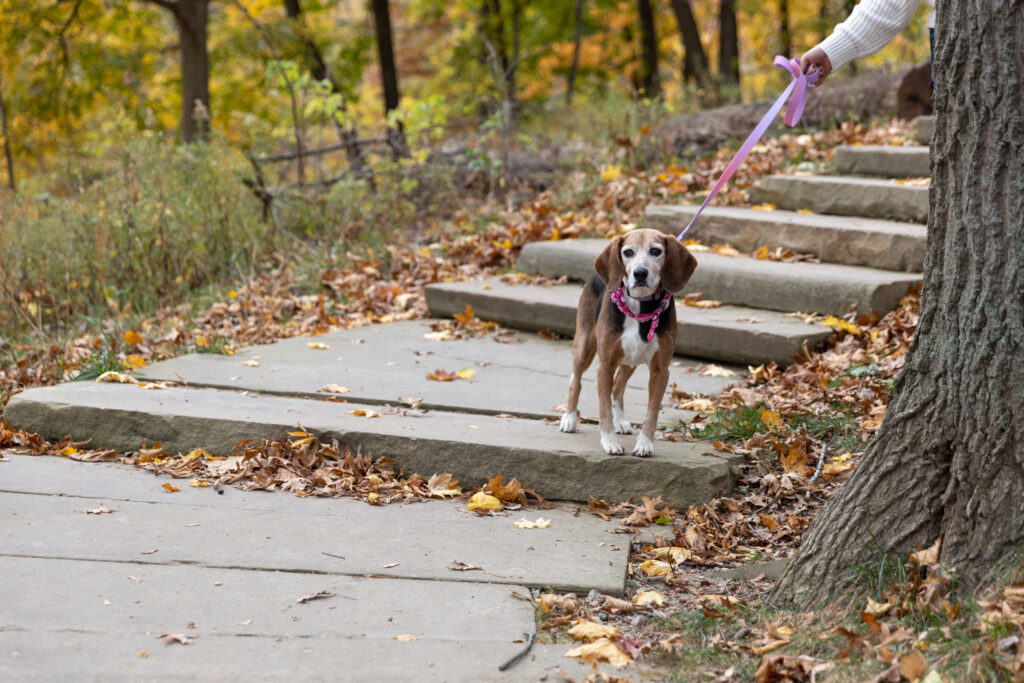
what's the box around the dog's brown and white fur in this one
[559,230,696,457]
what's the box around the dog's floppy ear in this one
[660,237,698,293]
[594,235,625,286]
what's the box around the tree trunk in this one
[778,0,791,58]
[637,0,660,97]
[283,0,333,85]
[172,0,210,142]
[718,0,739,89]
[566,0,585,106]
[0,69,14,191]
[371,0,400,115]
[772,0,1024,606]
[669,0,712,92]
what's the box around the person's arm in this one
[801,0,922,83]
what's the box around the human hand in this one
[799,47,833,85]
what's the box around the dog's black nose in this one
[633,267,648,283]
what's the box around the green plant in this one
[692,400,769,441]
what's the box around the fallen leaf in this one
[821,315,861,335]
[158,633,194,645]
[348,409,381,418]
[513,517,551,529]
[123,330,142,345]
[426,369,457,381]
[320,384,351,394]
[380,562,399,569]
[640,560,672,577]
[752,640,790,655]
[128,576,142,583]
[141,549,158,555]
[137,651,148,658]
[238,619,253,626]
[188,478,210,488]
[242,359,260,367]
[96,371,140,385]
[124,355,147,370]
[537,593,581,615]
[84,504,116,514]
[565,637,633,668]
[467,491,502,512]
[601,164,622,183]
[456,368,476,379]
[427,472,462,498]
[162,483,180,493]
[307,342,330,350]
[701,364,737,377]
[679,398,715,412]
[898,650,929,680]
[568,620,619,642]
[864,596,892,616]
[393,634,417,641]
[296,590,334,604]
[909,538,941,565]
[634,591,666,607]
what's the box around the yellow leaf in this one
[61,446,80,456]
[228,290,238,298]
[307,342,330,350]
[760,409,785,431]
[712,244,740,256]
[565,637,633,668]
[124,355,147,370]
[513,517,551,529]
[162,483,180,493]
[796,208,815,215]
[123,330,142,345]
[195,336,209,348]
[601,164,622,183]
[96,371,140,385]
[679,398,715,412]
[466,491,502,511]
[349,409,381,418]
[392,634,416,641]
[634,590,665,607]
[750,203,777,211]
[189,478,210,488]
[640,559,672,577]
[568,620,619,642]
[320,384,351,394]
[821,315,861,335]
[456,368,476,380]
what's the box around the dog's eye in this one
[623,248,635,258]
[650,247,662,256]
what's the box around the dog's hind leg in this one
[611,365,637,434]
[560,330,596,433]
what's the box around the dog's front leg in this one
[633,357,670,458]
[611,365,636,434]
[596,358,624,455]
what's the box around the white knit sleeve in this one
[815,0,922,71]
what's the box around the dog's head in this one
[594,229,697,297]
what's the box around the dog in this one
[559,229,697,457]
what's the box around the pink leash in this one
[676,57,820,241]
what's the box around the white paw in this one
[601,431,625,455]
[559,411,579,433]
[612,403,632,434]
[631,434,654,458]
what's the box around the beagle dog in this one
[559,229,697,457]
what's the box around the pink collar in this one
[609,285,672,342]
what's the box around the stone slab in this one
[833,145,930,178]
[0,453,625,594]
[915,115,933,144]
[747,175,929,223]
[134,320,737,425]
[644,204,925,272]
[3,384,738,509]
[518,239,921,315]
[0,631,602,681]
[426,278,832,367]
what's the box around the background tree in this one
[147,0,212,142]
[636,0,659,97]
[718,0,739,91]
[371,0,400,115]
[669,0,712,95]
[778,0,791,58]
[0,70,14,190]
[772,0,1024,605]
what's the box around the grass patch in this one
[691,400,769,441]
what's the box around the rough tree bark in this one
[637,0,660,97]
[772,0,1024,605]
[148,0,211,142]
[669,0,712,92]
[778,0,791,58]
[718,0,739,88]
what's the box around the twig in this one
[321,551,346,560]
[497,630,536,672]
[810,441,827,484]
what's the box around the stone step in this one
[915,115,933,144]
[747,175,929,223]
[518,239,920,316]
[4,382,738,509]
[425,278,831,367]
[833,145,930,178]
[644,205,925,272]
